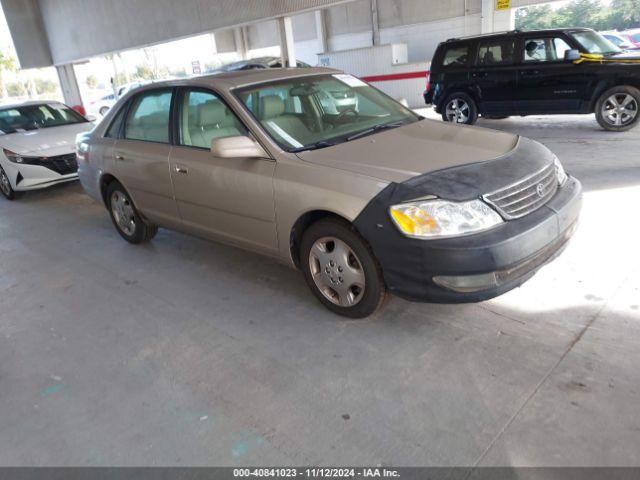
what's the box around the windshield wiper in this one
[345,121,406,142]
[288,140,336,153]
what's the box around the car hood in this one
[0,122,93,156]
[607,51,640,61]
[295,120,519,183]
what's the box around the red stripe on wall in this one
[360,70,429,82]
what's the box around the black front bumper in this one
[354,177,582,303]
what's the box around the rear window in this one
[477,39,515,66]
[442,45,469,67]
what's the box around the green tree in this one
[0,52,18,99]
[516,0,640,31]
[34,78,58,95]
[135,64,155,80]
[515,4,554,30]
[608,0,640,30]
[85,74,98,89]
[6,81,26,97]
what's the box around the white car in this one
[0,101,94,200]
[600,31,637,50]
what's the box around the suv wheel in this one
[442,93,478,125]
[0,165,17,200]
[106,181,158,244]
[300,218,386,318]
[595,86,640,132]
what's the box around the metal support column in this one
[56,63,83,110]
[278,16,297,68]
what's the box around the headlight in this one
[554,157,567,186]
[389,199,503,239]
[3,148,23,163]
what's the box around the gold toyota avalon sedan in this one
[76,68,581,318]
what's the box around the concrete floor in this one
[1,113,639,467]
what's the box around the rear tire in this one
[441,93,478,125]
[595,86,640,132]
[0,165,17,200]
[106,181,158,244]
[300,218,386,318]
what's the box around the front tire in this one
[442,93,478,125]
[595,86,640,132]
[106,181,158,244]
[300,218,386,318]
[0,165,17,200]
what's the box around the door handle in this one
[114,153,125,161]
[173,164,188,175]
[521,70,540,76]
[472,72,489,78]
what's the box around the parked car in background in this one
[0,101,93,200]
[208,56,312,74]
[87,81,148,117]
[600,31,637,50]
[77,68,580,318]
[621,29,640,49]
[424,28,640,131]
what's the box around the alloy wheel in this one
[308,236,366,307]
[110,191,136,236]
[602,93,638,127]
[445,98,470,123]
[0,168,11,197]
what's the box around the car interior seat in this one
[258,95,315,147]
[190,101,243,148]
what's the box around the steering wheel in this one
[335,106,359,122]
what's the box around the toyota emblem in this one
[536,183,545,197]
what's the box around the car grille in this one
[483,163,558,220]
[44,154,78,175]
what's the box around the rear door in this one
[114,88,180,227]
[472,37,518,114]
[515,34,590,113]
[168,87,277,254]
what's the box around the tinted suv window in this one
[477,39,515,66]
[442,45,469,67]
[124,90,172,143]
[179,89,248,149]
[523,37,571,62]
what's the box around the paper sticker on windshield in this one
[333,74,367,88]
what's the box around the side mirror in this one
[86,114,97,122]
[564,49,581,61]
[397,97,409,108]
[211,136,268,159]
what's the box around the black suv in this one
[424,28,640,131]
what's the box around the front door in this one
[472,37,518,114]
[169,88,277,254]
[114,88,180,227]
[515,35,589,114]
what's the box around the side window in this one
[477,39,515,66]
[179,89,248,149]
[523,37,571,62]
[442,45,469,67]
[105,104,127,139]
[124,90,172,143]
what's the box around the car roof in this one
[0,99,64,110]
[125,67,342,93]
[445,27,593,43]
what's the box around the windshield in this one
[234,74,419,152]
[570,31,621,55]
[0,103,87,135]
